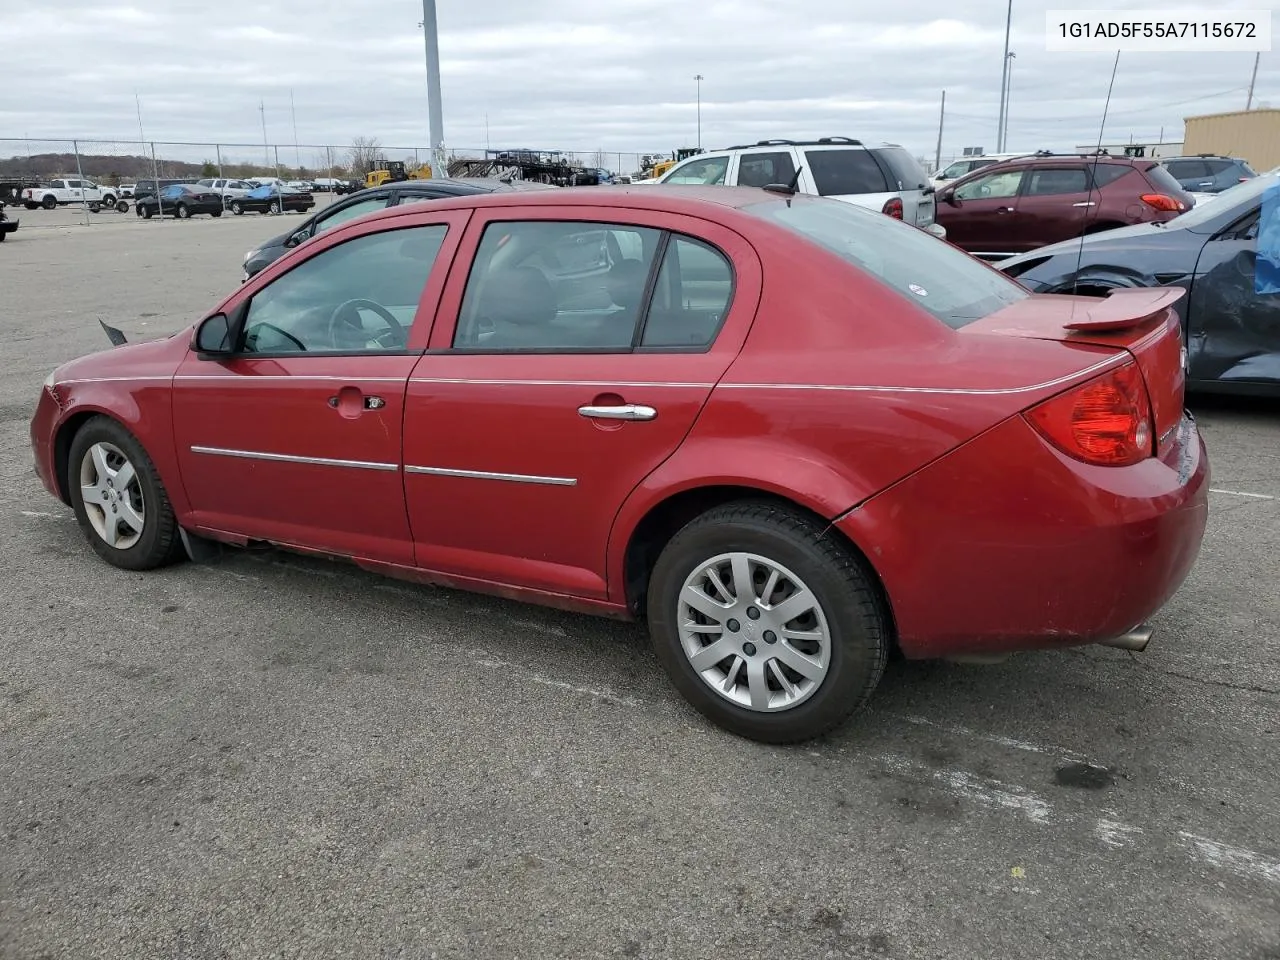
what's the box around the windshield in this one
[745,197,1030,329]
[1170,172,1278,229]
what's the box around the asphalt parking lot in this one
[2,209,1278,960]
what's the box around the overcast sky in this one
[1,0,1274,170]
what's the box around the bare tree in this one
[349,136,385,176]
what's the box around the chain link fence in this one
[0,138,653,224]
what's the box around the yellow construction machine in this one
[364,160,432,189]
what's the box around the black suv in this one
[241,177,557,279]
[1159,155,1256,194]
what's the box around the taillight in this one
[882,197,904,219]
[1025,360,1154,467]
[1140,193,1185,212]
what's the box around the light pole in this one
[695,74,704,149]
[1001,52,1016,151]
[996,0,1012,151]
[419,0,446,178]
[1247,52,1261,109]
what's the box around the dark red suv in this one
[934,153,1195,258]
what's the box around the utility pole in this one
[259,100,269,169]
[1247,52,1261,109]
[290,88,300,171]
[695,74,704,149]
[996,0,1012,151]
[934,90,946,173]
[420,0,446,178]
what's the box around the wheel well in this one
[621,485,900,652]
[52,412,101,504]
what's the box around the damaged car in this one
[999,172,1280,396]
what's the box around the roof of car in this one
[352,184,787,225]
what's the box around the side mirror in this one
[284,228,309,248]
[194,313,235,357]
[941,189,960,207]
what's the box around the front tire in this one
[230,201,244,215]
[647,500,889,743]
[142,205,154,219]
[67,417,184,571]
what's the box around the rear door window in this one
[640,237,734,349]
[735,151,797,188]
[1164,159,1208,180]
[1023,167,1089,195]
[803,149,890,195]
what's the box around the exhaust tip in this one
[1098,624,1153,652]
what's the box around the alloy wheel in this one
[78,441,145,549]
[678,552,832,712]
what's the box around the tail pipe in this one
[1098,624,1153,652]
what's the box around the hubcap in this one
[678,552,831,712]
[78,441,145,549]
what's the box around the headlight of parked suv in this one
[43,369,57,390]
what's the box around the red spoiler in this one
[1063,287,1185,332]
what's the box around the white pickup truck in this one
[22,178,119,211]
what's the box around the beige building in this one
[1183,108,1280,171]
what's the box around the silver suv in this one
[656,137,944,238]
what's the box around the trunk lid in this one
[964,287,1186,455]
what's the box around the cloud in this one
[0,0,1273,172]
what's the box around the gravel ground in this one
[2,210,1278,960]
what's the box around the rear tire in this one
[176,203,190,219]
[646,500,889,743]
[66,416,185,571]
[116,200,129,213]
[41,195,56,210]
[269,201,281,214]
[211,209,222,218]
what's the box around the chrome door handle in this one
[578,404,657,421]
[1072,201,1097,207]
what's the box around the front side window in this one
[452,220,662,351]
[1024,167,1089,196]
[663,156,729,185]
[240,225,447,354]
[747,196,1029,330]
[314,196,389,235]
[954,168,1023,200]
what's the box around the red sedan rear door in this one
[402,206,762,599]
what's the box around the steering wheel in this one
[327,298,405,349]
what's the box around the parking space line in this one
[1209,488,1276,500]
[473,650,646,708]
[888,712,1094,764]
[1179,833,1280,885]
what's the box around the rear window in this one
[1162,159,1207,179]
[746,197,1029,329]
[1144,163,1191,197]
[1090,163,1134,187]
[871,145,930,189]
[803,149,890,195]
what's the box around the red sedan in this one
[29,185,1209,743]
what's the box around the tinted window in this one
[803,149,889,195]
[736,152,797,188]
[746,197,1029,329]
[241,225,446,354]
[664,156,729,185]
[452,220,662,351]
[641,237,734,348]
[954,168,1023,200]
[1205,160,1236,176]
[1091,164,1133,187]
[314,196,389,235]
[1164,159,1208,180]
[872,146,929,189]
[1144,162,1191,197]
[1024,167,1089,195]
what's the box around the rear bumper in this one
[836,411,1209,659]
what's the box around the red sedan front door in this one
[401,207,762,599]
[172,213,468,563]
